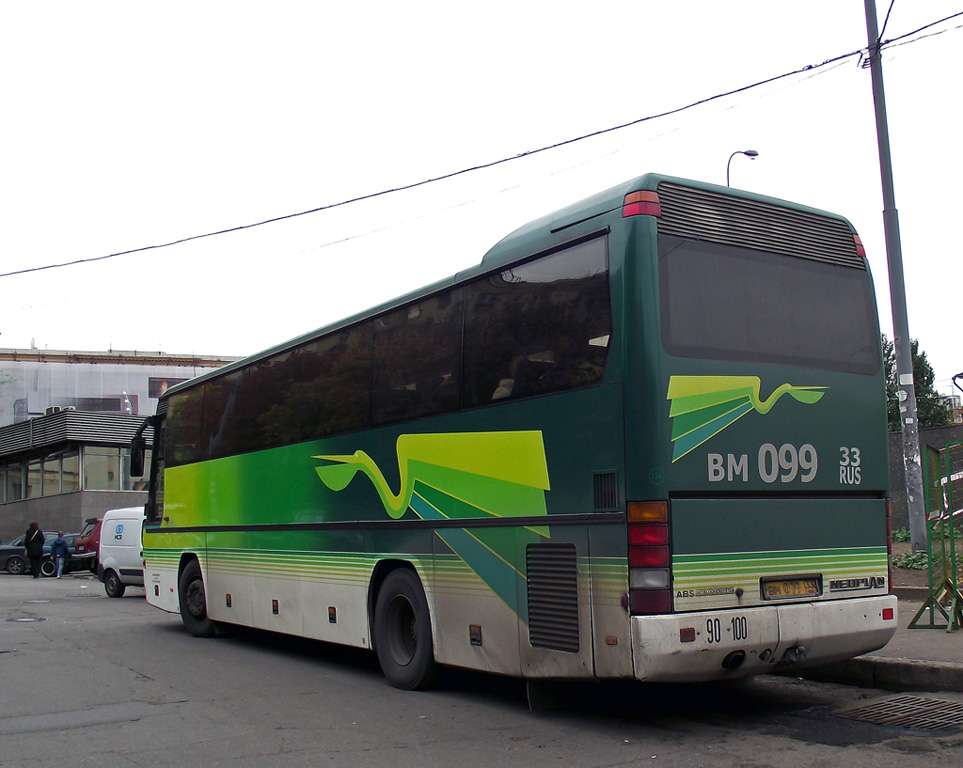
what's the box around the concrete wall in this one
[888,424,963,531]
[0,490,146,543]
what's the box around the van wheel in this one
[104,570,126,597]
[6,556,26,575]
[40,559,57,577]
[374,569,436,690]
[179,560,216,638]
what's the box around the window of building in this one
[84,446,121,491]
[122,449,151,491]
[43,457,60,496]
[62,451,80,493]
[2,465,24,502]
[26,459,42,498]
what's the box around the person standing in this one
[24,522,45,579]
[51,531,69,578]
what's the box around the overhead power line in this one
[3,12,961,281]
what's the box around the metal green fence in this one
[909,441,963,631]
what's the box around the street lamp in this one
[726,149,759,186]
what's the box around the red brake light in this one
[628,523,668,546]
[854,234,866,258]
[622,190,662,218]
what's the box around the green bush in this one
[892,527,912,543]
[892,551,928,570]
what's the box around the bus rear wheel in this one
[178,559,216,638]
[374,568,436,690]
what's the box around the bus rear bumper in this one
[631,595,898,683]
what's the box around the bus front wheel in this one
[178,560,216,638]
[374,568,436,690]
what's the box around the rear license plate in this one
[762,576,821,600]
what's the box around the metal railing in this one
[909,441,963,631]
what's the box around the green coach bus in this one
[134,173,897,689]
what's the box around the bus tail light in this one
[622,191,662,218]
[854,234,866,258]
[628,501,672,615]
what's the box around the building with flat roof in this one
[0,349,236,544]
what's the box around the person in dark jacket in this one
[24,522,45,579]
[51,532,69,578]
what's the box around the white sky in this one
[2,2,961,395]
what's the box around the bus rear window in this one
[659,236,881,374]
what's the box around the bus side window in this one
[464,234,612,408]
[371,292,462,425]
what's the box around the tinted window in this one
[165,387,204,466]
[372,292,462,424]
[166,235,612,465]
[202,370,241,459]
[199,352,304,461]
[463,235,611,407]
[301,326,373,439]
[237,351,302,452]
[659,236,881,374]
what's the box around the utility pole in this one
[863,0,926,552]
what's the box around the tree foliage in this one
[882,334,952,431]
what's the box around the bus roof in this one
[159,173,855,402]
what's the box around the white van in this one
[98,506,146,597]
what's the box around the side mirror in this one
[130,434,146,477]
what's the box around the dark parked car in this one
[1,531,84,576]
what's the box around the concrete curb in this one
[796,586,963,692]
[893,586,930,601]
[801,655,963,693]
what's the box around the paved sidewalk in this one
[803,587,963,692]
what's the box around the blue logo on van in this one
[114,523,124,540]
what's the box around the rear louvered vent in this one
[527,543,579,653]
[593,471,619,511]
[657,182,865,269]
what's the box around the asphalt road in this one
[3,572,963,768]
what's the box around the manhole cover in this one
[839,695,963,732]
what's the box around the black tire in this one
[40,559,57,578]
[374,568,436,690]
[104,570,126,598]
[6,556,26,575]
[178,559,216,638]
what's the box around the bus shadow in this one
[175,622,830,725]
